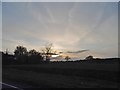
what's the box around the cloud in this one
[2,2,118,58]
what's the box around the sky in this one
[2,2,118,58]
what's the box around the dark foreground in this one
[2,59,120,89]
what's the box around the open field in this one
[3,59,119,88]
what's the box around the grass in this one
[3,68,118,88]
[3,60,119,88]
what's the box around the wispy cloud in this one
[2,2,118,58]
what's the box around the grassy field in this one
[3,60,119,88]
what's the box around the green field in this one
[3,61,119,88]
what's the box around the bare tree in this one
[45,43,53,55]
[65,56,71,61]
[41,43,53,62]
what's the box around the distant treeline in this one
[1,45,120,65]
[2,45,46,65]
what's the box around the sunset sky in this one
[2,2,118,58]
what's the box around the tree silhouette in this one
[85,55,93,60]
[29,49,38,56]
[14,46,28,64]
[14,46,27,56]
[41,43,53,62]
[65,56,71,61]
[28,49,43,63]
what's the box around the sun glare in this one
[51,55,59,57]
